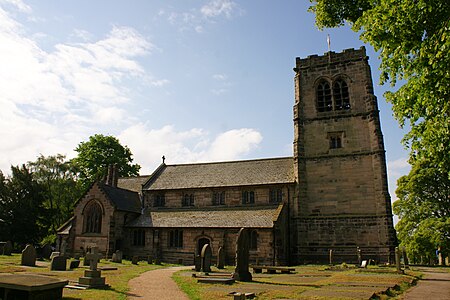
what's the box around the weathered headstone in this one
[112,250,122,263]
[361,260,368,268]
[132,255,139,265]
[194,254,201,272]
[78,246,106,288]
[41,244,53,259]
[70,259,80,269]
[232,228,252,282]
[0,241,13,255]
[329,249,333,265]
[217,246,225,269]
[201,244,212,273]
[357,247,362,265]
[50,251,61,260]
[21,244,36,266]
[50,255,67,271]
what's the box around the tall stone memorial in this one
[233,228,252,282]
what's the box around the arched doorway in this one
[197,238,210,255]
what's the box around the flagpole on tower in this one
[327,34,331,63]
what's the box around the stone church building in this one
[58,47,397,265]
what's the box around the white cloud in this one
[0,6,159,172]
[0,0,31,13]
[151,79,170,87]
[387,157,410,177]
[201,0,237,18]
[213,73,227,80]
[119,124,263,172]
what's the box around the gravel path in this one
[127,266,191,300]
[402,267,450,300]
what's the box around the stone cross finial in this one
[86,247,101,271]
[162,155,165,164]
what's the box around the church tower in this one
[292,47,397,264]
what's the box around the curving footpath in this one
[127,266,191,300]
[402,267,450,300]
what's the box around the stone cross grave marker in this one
[21,244,36,267]
[233,228,252,282]
[201,244,212,273]
[217,246,225,269]
[86,247,101,271]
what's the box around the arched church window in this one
[317,80,332,112]
[84,201,102,233]
[333,79,350,110]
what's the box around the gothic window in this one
[169,230,183,248]
[317,80,332,112]
[269,189,283,203]
[84,201,102,233]
[333,79,350,110]
[249,230,258,250]
[132,229,145,246]
[182,193,194,207]
[242,191,255,204]
[154,193,165,207]
[212,191,225,205]
[329,132,344,149]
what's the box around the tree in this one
[393,158,450,263]
[72,134,141,188]
[27,154,83,236]
[0,165,49,245]
[309,0,450,175]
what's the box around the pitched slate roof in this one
[100,183,141,213]
[143,157,295,190]
[117,176,150,193]
[126,205,283,228]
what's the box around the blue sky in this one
[0,0,410,206]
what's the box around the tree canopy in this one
[309,0,450,174]
[72,134,141,188]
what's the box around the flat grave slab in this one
[301,285,387,299]
[0,273,68,300]
[197,277,235,284]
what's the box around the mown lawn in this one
[0,254,165,300]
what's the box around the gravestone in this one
[50,252,61,260]
[0,241,13,255]
[132,256,139,265]
[232,228,252,282]
[50,255,67,271]
[194,254,201,272]
[217,246,225,269]
[329,249,333,265]
[21,244,36,267]
[361,260,368,268]
[70,259,80,269]
[78,246,106,288]
[41,244,53,259]
[357,247,362,265]
[201,244,212,273]
[112,250,122,263]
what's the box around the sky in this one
[0,0,410,207]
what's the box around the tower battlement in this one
[295,47,368,70]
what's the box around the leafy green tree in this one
[0,165,49,246]
[72,134,141,189]
[309,0,450,174]
[27,154,83,236]
[393,159,450,263]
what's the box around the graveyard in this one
[0,237,428,300]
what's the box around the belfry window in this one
[317,78,351,112]
[333,80,350,110]
[328,132,344,149]
[84,201,102,233]
[317,81,332,112]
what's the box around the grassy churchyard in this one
[0,254,426,299]
[0,254,164,300]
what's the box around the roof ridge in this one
[165,156,294,167]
